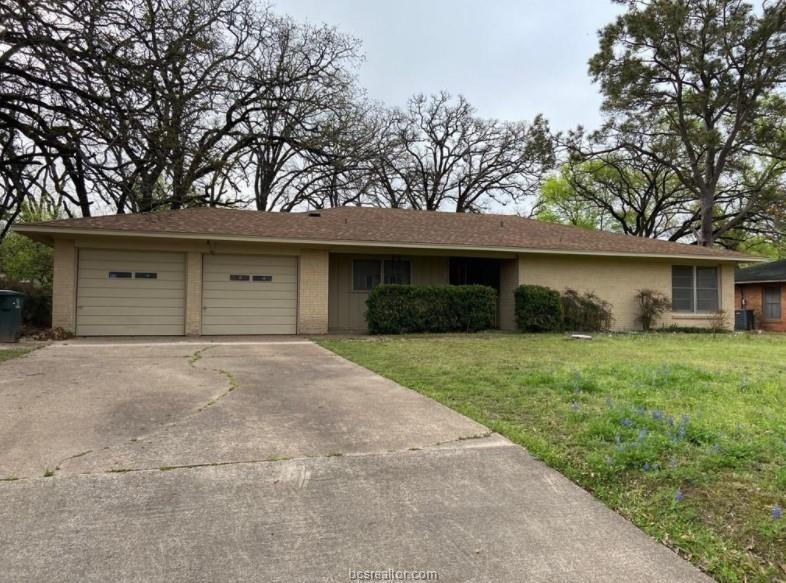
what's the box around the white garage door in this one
[76,249,186,336]
[202,254,298,335]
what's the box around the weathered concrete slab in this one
[0,343,223,478]
[0,444,710,583]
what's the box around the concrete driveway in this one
[0,340,711,582]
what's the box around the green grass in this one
[318,333,786,582]
[0,347,33,364]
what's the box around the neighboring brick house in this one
[735,259,786,332]
[12,207,759,336]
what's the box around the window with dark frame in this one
[763,286,782,321]
[671,266,719,313]
[383,259,411,285]
[134,272,158,279]
[229,274,250,281]
[252,275,273,282]
[352,259,382,291]
[108,271,133,279]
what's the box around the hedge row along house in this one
[12,207,758,336]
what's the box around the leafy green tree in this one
[0,203,59,288]
[590,0,786,246]
[533,173,609,230]
[0,234,53,288]
[535,149,697,239]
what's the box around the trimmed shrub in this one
[561,289,614,332]
[514,285,563,332]
[365,284,497,334]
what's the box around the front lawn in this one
[0,346,33,364]
[318,333,786,583]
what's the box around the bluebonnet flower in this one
[667,416,674,426]
[677,419,687,440]
[642,462,650,472]
[652,410,663,421]
[710,443,720,454]
[621,418,633,427]
[675,489,684,502]
[773,505,782,520]
[570,401,580,412]
[670,457,678,468]
[637,429,648,442]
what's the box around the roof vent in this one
[307,211,321,218]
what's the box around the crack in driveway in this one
[1,433,513,483]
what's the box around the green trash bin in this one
[0,290,24,343]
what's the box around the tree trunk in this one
[698,188,714,246]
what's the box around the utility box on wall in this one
[734,309,755,331]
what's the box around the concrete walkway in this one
[0,340,712,582]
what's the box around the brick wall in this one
[519,254,735,331]
[184,252,203,336]
[298,249,329,334]
[736,283,786,332]
[52,238,77,332]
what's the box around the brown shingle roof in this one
[14,206,757,261]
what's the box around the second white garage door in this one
[202,254,298,335]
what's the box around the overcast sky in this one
[275,0,623,132]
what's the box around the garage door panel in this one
[78,314,184,325]
[77,288,186,299]
[78,268,185,281]
[201,323,296,335]
[202,254,297,335]
[77,249,185,336]
[203,256,296,268]
[79,250,185,264]
[76,296,185,308]
[78,306,187,317]
[201,275,297,285]
[201,283,296,294]
[203,303,296,314]
[77,324,186,336]
[203,314,296,324]
[77,279,185,291]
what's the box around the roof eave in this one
[10,224,762,263]
[735,279,786,284]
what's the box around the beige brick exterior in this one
[52,238,77,332]
[184,252,203,336]
[518,254,735,331]
[297,249,330,334]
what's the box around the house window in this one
[134,272,158,279]
[352,259,381,291]
[764,286,781,320]
[229,274,250,281]
[252,275,273,282]
[383,259,411,285]
[108,271,132,279]
[671,266,719,313]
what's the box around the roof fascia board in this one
[735,279,786,284]
[10,224,762,263]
